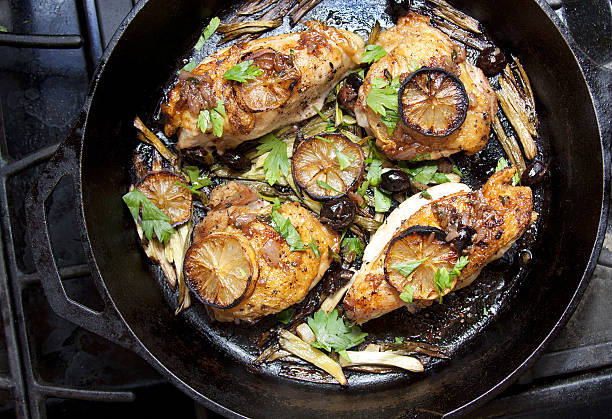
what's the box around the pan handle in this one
[26,114,138,351]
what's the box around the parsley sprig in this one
[194,17,220,50]
[270,206,305,251]
[366,76,401,134]
[391,258,428,277]
[276,308,296,325]
[223,59,263,83]
[257,133,290,186]
[433,256,469,303]
[399,161,450,185]
[365,139,383,187]
[307,309,368,362]
[374,187,391,212]
[341,236,364,258]
[176,166,213,195]
[196,101,226,136]
[269,204,320,257]
[316,180,342,194]
[210,100,226,137]
[122,189,175,243]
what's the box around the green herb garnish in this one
[394,337,405,344]
[361,44,387,64]
[270,206,305,251]
[432,172,450,184]
[391,258,428,277]
[194,16,220,50]
[307,309,368,363]
[341,236,364,257]
[399,285,415,304]
[223,59,263,82]
[334,147,353,170]
[495,157,519,185]
[276,308,296,325]
[365,140,384,187]
[495,157,509,172]
[307,236,320,258]
[179,60,199,74]
[316,180,342,194]
[210,100,226,137]
[366,77,401,134]
[433,256,469,303]
[122,189,175,243]
[420,190,432,199]
[374,187,391,212]
[410,153,431,162]
[196,109,210,133]
[256,133,290,186]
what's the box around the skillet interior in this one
[79,0,605,416]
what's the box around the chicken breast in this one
[163,21,364,153]
[354,13,497,160]
[190,182,340,323]
[344,168,535,324]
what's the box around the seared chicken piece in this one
[355,13,497,160]
[189,182,340,323]
[163,21,364,153]
[344,168,535,324]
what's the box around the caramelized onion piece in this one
[236,48,301,112]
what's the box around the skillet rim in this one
[74,0,611,417]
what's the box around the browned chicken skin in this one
[191,182,340,323]
[355,13,497,160]
[344,168,535,324]
[163,21,364,153]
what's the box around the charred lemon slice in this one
[398,67,468,137]
[184,233,258,309]
[384,226,459,301]
[236,48,301,112]
[136,170,192,226]
[292,133,364,201]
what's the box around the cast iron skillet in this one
[26,0,611,417]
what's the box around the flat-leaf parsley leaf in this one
[391,258,428,277]
[210,100,226,137]
[257,133,290,186]
[122,189,175,243]
[223,59,263,82]
[307,309,368,362]
[270,207,305,251]
[374,187,391,212]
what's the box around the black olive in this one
[476,46,507,76]
[345,72,363,91]
[322,265,353,295]
[319,196,356,230]
[520,160,547,186]
[380,169,411,192]
[180,146,214,167]
[337,73,363,112]
[218,150,251,172]
[451,225,476,254]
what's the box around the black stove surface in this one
[0,0,610,418]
